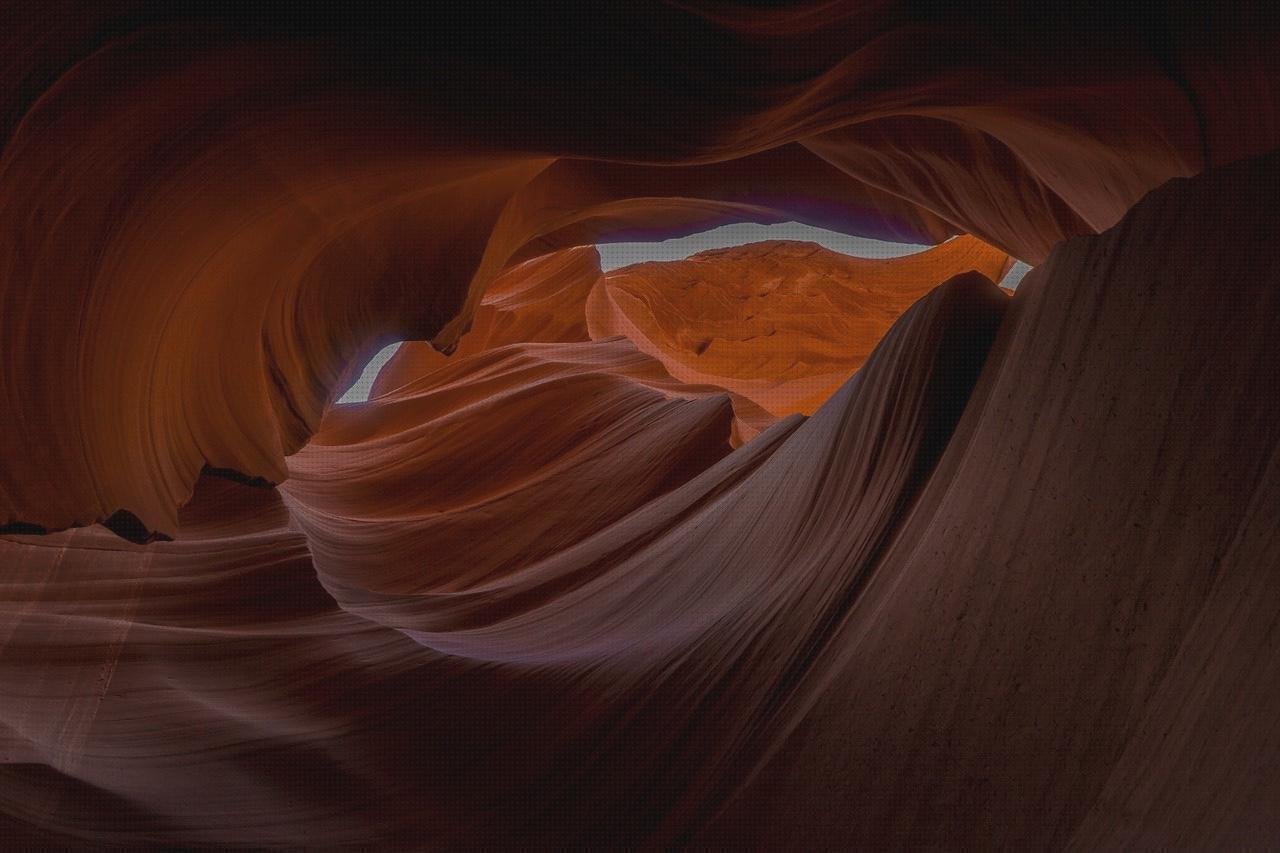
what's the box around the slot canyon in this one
[1,3,1279,847]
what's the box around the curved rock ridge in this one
[365,246,605,400]
[707,145,1280,849]
[374,235,1006,423]
[0,261,1008,846]
[287,335,778,604]
[2,142,1278,848]
[587,234,1011,415]
[2,3,1280,846]
[2,3,1277,537]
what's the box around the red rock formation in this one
[0,265,1000,845]
[377,236,1007,420]
[290,336,776,601]
[587,235,1010,415]
[3,152,1279,845]
[3,3,1276,540]
[708,148,1280,849]
[365,246,604,399]
[2,3,1280,848]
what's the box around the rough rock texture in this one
[2,2,1280,848]
[588,235,1010,415]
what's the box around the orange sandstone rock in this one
[587,235,1010,415]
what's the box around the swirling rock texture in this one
[2,2,1279,848]
[586,235,1011,415]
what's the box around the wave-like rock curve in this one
[2,150,1279,845]
[2,3,1276,538]
[2,4,1280,847]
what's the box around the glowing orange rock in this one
[587,235,1010,415]
[365,246,604,400]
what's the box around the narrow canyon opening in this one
[336,222,1033,405]
[4,5,1275,847]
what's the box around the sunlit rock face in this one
[373,236,1007,422]
[588,235,1010,415]
[2,2,1280,848]
[365,247,605,398]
